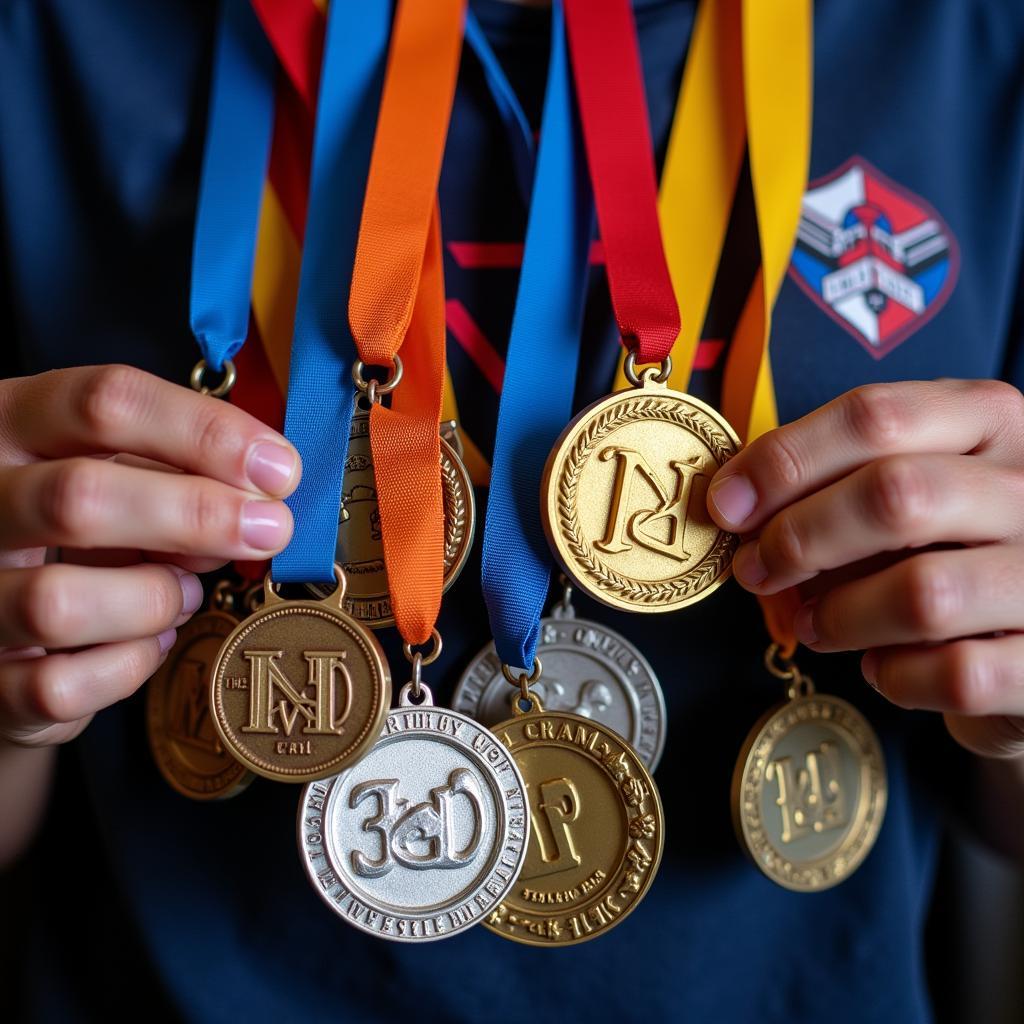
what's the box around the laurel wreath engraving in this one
[557,396,738,605]
[441,449,467,569]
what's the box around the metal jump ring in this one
[622,350,672,387]
[402,627,443,667]
[351,355,404,401]
[501,657,543,688]
[190,358,237,398]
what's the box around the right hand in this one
[0,364,300,747]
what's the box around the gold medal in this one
[307,408,474,627]
[146,583,253,801]
[210,569,390,783]
[541,357,740,613]
[732,649,887,891]
[485,689,664,945]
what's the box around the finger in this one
[0,631,177,736]
[0,563,203,649]
[861,634,1024,718]
[8,365,300,497]
[732,453,1024,593]
[942,713,1024,759]
[796,546,1024,652]
[60,547,229,575]
[0,458,293,558]
[707,379,1024,532]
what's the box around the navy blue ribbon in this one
[480,3,593,669]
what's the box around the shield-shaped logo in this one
[788,157,959,359]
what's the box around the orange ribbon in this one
[348,0,465,646]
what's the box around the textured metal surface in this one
[541,376,740,612]
[298,701,528,941]
[210,584,391,783]
[485,705,664,946]
[453,611,666,770]
[732,693,887,891]
[146,610,253,800]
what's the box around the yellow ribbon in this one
[615,0,812,445]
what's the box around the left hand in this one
[706,378,1024,759]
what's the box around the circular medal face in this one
[485,707,664,946]
[210,595,391,783]
[298,700,529,942]
[731,693,887,892]
[452,616,666,770]
[307,409,475,627]
[146,611,253,800]
[541,378,740,613]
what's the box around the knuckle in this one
[903,558,961,638]
[758,430,808,489]
[942,644,998,715]
[140,571,182,625]
[973,379,1024,424]
[26,659,76,723]
[18,568,78,645]
[868,456,932,535]
[43,459,106,540]
[764,512,807,572]
[182,482,239,545]
[844,384,908,451]
[191,404,244,468]
[77,364,150,439]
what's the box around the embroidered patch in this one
[788,157,958,358]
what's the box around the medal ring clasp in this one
[501,657,543,712]
[189,358,236,398]
[623,350,672,388]
[352,356,404,404]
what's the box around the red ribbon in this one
[563,0,680,364]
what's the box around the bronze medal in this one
[307,408,474,627]
[210,571,390,783]
[146,599,253,801]
[485,693,664,946]
[732,656,887,892]
[541,364,740,613]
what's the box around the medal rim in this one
[296,706,529,942]
[730,692,888,893]
[451,616,667,771]
[305,434,475,627]
[209,598,392,784]
[146,609,254,801]
[540,381,740,614]
[484,707,665,947]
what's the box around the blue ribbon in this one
[189,0,275,371]
[272,3,392,583]
[480,4,593,669]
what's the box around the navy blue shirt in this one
[3,1,1024,1022]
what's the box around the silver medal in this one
[297,683,529,942]
[452,592,667,771]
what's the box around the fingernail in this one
[241,501,292,552]
[733,542,768,587]
[179,573,204,617]
[157,628,178,654]
[794,601,818,646]
[247,442,298,495]
[861,650,879,687]
[708,474,757,529]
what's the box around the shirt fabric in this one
[2,1,1024,1022]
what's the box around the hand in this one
[0,365,300,747]
[707,379,1024,759]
